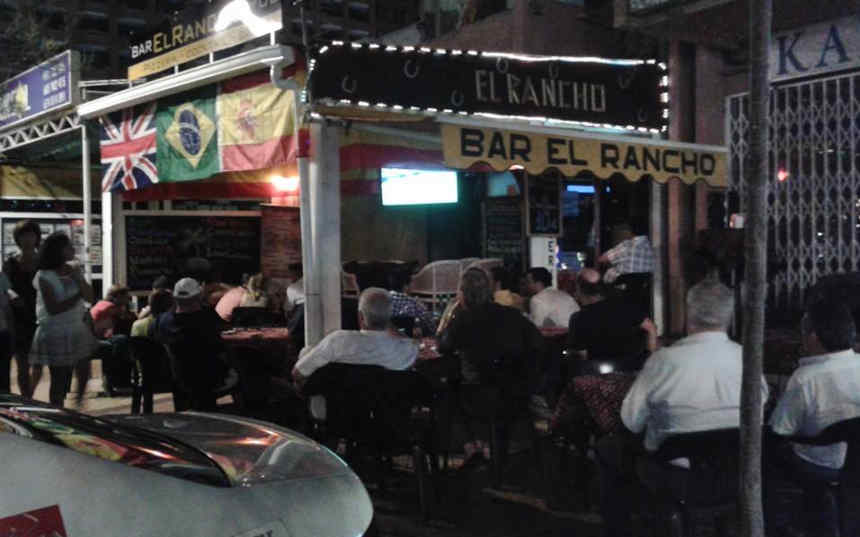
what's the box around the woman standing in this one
[30,232,96,407]
[3,220,40,397]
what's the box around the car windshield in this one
[112,413,349,486]
[0,405,231,487]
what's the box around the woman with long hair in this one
[29,232,97,407]
[3,220,41,397]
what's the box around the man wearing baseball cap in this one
[155,277,230,411]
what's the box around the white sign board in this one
[770,15,860,82]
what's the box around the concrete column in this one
[304,122,342,346]
[81,124,93,283]
[100,191,114,290]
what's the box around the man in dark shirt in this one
[438,268,543,463]
[155,277,229,411]
[568,268,656,368]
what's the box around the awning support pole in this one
[305,121,342,345]
[81,124,92,284]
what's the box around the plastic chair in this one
[466,258,503,274]
[458,258,481,274]
[128,337,175,414]
[782,416,860,537]
[642,428,741,537]
[303,363,439,519]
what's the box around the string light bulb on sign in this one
[307,42,669,133]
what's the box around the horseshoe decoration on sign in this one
[341,75,357,94]
[637,108,649,123]
[496,57,509,74]
[450,90,465,107]
[617,72,635,89]
[404,59,421,79]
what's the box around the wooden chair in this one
[342,270,360,298]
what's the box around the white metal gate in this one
[727,70,860,312]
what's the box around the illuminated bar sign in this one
[0,50,79,132]
[309,43,668,131]
[128,0,282,81]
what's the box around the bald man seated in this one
[568,268,656,367]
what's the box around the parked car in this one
[0,395,373,537]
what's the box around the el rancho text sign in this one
[442,124,728,187]
[309,43,667,130]
[128,0,282,81]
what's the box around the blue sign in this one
[0,50,79,132]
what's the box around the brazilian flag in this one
[156,85,220,183]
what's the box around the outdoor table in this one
[418,337,441,361]
[221,327,294,389]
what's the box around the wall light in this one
[271,175,300,192]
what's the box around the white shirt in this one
[294,329,418,379]
[769,349,860,469]
[621,331,769,452]
[529,287,579,328]
[286,278,305,311]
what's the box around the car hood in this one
[106,412,350,487]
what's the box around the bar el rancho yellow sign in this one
[441,124,727,187]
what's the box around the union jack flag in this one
[100,103,158,192]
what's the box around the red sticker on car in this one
[0,505,67,537]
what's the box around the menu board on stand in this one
[484,197,525,273]
[526,171,562,236]
[260,205,302,280]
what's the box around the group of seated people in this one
[288,258,860,536]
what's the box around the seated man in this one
[155,277,229,411]
[438,268,544,463]
[490,266,525,311]
[291,287,418,387]
[568,268,656,366]
[598,278,768,537]
[766,301,860,535]
[388,270,436,336]
[525,267,579,328]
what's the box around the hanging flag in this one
[156,85,220,183]
[100,103,158,192]
[218,67,306,172]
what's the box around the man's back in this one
[293,329,418,379]
[440,302,543,387]
[568,295,647,359]
[770,350,860,469]
[622,332,768,451]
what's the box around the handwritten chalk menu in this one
[485,198,525,272]
[260,205,301,279]
[526,172,561,236]
[125,215,260,290]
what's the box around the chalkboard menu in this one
[527,172,561,236]
[484,198,524,272]
[260,205,301,279]
[125,215,260,290]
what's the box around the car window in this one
[0,407,230,487]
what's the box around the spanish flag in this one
[218,64,307,172]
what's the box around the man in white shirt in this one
[524,267,579,328]
[291,287,418,386]
[766,301,860,535]
[598,278,767,537]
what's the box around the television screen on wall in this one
[487,171,521,197]
[380,168,458,206]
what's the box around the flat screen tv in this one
[487,171,521,197]
[380,168,458,206]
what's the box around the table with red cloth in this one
[550,371,637,436]
[221,327,293,372]
[418,337,441,361]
